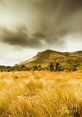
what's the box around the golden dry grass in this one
[0,71,82,117]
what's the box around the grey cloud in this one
[0,0,5,5]
[28,0,82,46]
[0,26,43,48]
[0,0,3,2]
[0,25,66,48]
[0,0,82,48]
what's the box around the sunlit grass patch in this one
[0,71,82,117]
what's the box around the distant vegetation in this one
[0,60,82,72]
[0,65,30,72]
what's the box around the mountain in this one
[0,49,81,72]
[20,49,82,71]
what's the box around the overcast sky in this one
[0,0,82,65]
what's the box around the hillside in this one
[0,49,82,72]
[20,49,82,71]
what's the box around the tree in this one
[37,65,42,71]
[49,63,54,71]
[56,62,60,71]
[32,66,38,71]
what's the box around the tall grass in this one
[0,71,82,117]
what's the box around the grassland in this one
[0,71,82,117]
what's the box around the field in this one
[0,71,82,117]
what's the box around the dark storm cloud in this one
[0,25,67,48]
[38,0,82,45]
[0,0,82,48]
[0,26,43,48]
[26,0,82,47]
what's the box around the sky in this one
[0,0,82,65]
